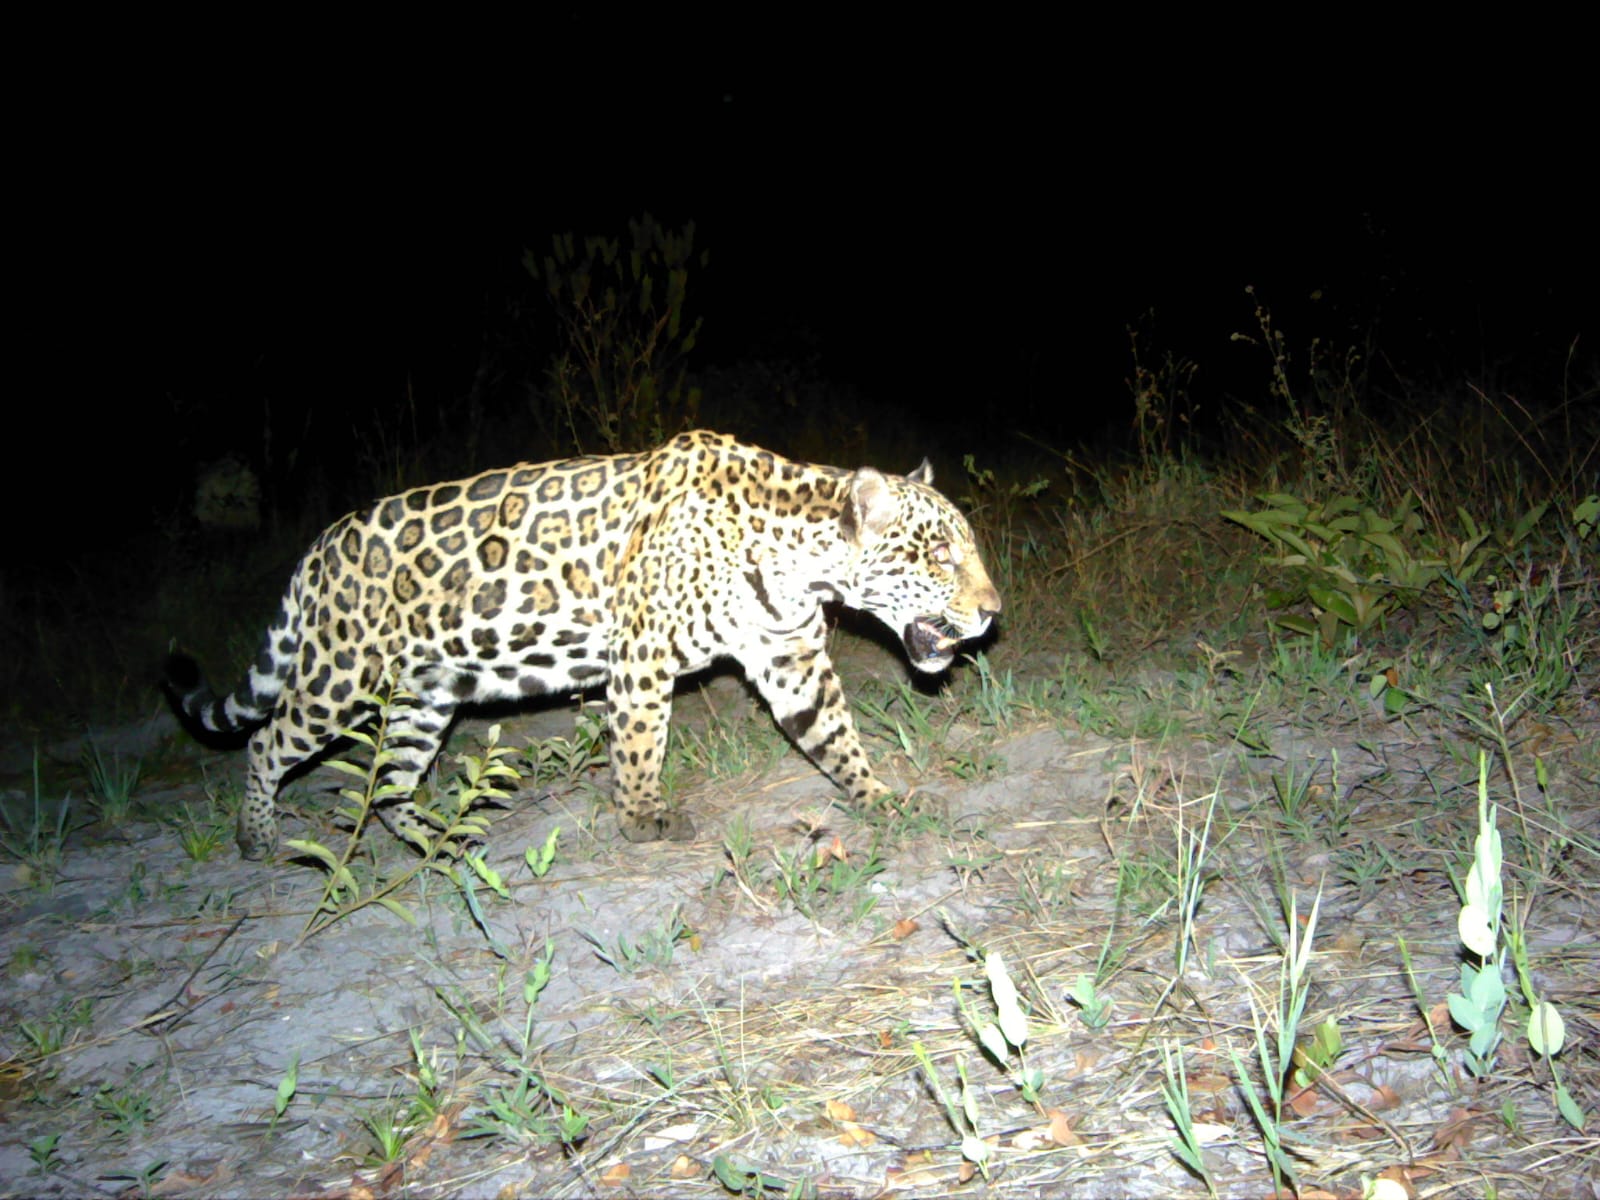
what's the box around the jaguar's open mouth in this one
[905,617,962,671]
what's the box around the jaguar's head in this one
[839,462,1002,673]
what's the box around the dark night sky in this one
[30,78,1595,554]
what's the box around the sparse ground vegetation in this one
[2,274,1596,1198]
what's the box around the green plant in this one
[93,1073,158,1138]
[524,708,608,786]
[0,751,76,890]
[1395,933,1452,1085]
[1066,974,1114,1029]
[287,673,519,942]
[852,679,943,775]
[579,906,690,974]
[270,1051,299,1132]
[965,652,1025,730]
[958,952,1042,1104]
[19,997,94,1071]
[711,1153,798,1197]
[171,801,230,862]
[1447,752,1583,1128]
[769,839,885,922]
[946,748,1003,780]
[360,1096,420,1165]
[523,826,560,878]
[1229,888,1322,1197]
[1171,786,1220,980]
[1290,1017,1343,1091]
[404,1028,447,1121]
[1014,854,1075,921]
[525,214,707,454]
[7,942,43,973]
[1464,558,1590,723]
[102,1159,169,1199]
[1229,287,1368,486]
[1332,839,1399,900]
[723,811,755,869]
[1160,1040,1218,1197]
[455,942,591,1149]
[1269,758,1317,827]
[911,1038,992,1180]
[82,736,141,823]
[958,456,1050,592]
[1224,490,1482,648]
[1125,317,1201,468]
[467,1073,586,1147]
[28,1133,63,1174]
[713,812,765,902]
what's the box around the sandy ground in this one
[2,646,1596,1198]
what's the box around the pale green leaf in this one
[376,896,418,925]
[1527,1001,1565,1056]
[1446,992,1483,1032]
[977,1022,1009,1063]
[1459,904,1496,956]
[283,839,340,872]
[1556,1084,1586,1130]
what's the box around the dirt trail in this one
[2,655,1595,1198]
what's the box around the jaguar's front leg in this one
[607,648,695,843]
[749,642,893,809]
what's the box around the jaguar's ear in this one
[841,467,898,546]
[907,458,933,486]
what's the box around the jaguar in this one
[166,430,1002,859]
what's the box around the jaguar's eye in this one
[931,543,952,565]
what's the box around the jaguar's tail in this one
[164,595,299,733]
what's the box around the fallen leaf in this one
[423,1109,457,1141]
[957,1160,977,1184]
[823,835,849,862]
[147,1164,235,1196]
[1343,1120,1390,1143]
[1434,1107,1481,1153]
[1072,1047,1104,1075]
[838,1121,876,1147]
[649,1121,700,1143]
[669,1155,699,1180]
[1186,1072,1234,1095]
[1331,928,1365,954]
[882,1166,942,1192]
[1012,1126,1053,1151]
[1374,1165,1417,1198]
[891,918,919,940]
[1288,1087,1321,1118]
[1369,1083,1401,1111]
[599,1162,631,1185]
[826,1099,856,1122]
[878,1029,895,1049]
[1047,1109,1082,1147]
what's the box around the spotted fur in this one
[166,431,1002,859]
